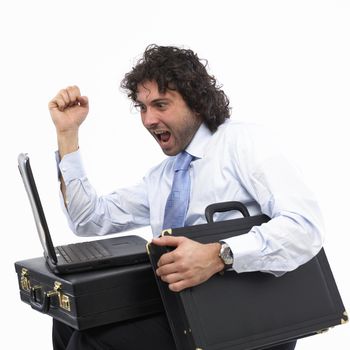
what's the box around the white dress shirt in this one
[58,120,324,275]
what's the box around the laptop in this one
[18,153,149,274]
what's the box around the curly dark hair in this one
[121,45,231,132]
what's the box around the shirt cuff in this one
[223,232,263,273]
[55,149,86,184]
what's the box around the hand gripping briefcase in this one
[15,256,163,330]
[147,201,348,350]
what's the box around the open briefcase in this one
[147,201,348,350]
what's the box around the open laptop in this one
[18,153,149,274]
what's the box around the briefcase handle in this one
[205,201,250,223]
[29,284,63,313]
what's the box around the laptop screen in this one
[18,153,58,264]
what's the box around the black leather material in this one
[15,257,163,330]
[148,202,347,350]
[205,200,251,222]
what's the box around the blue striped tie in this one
[163,151,194,229]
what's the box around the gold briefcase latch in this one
[20,268,31,292]
[53,281,71,312]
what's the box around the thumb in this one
[77,95,89,107]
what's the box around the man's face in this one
[135,80,202,156]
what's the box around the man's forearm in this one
[57,130,79,205]
[57,130,79,159]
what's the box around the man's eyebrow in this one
[135,98,170,105]
[151,98,170,104]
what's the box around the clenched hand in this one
[48,85,89,158]
[152,236,224,292]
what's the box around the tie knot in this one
[174,151,193,171]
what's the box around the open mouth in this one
[154,130,171,143]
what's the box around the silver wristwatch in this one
[219,241,234,270]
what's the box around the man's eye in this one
[156,102,167,109]
[134,104,146,112]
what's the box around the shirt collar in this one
[185,122,213,159]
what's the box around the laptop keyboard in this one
[55,241,111,263]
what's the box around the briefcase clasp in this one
[20,268,31,292]
[52,281,71,312]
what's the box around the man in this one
[49,45,324,350]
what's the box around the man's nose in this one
[142,109,159,128]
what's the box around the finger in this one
[169,279,192,292]
[59,89,71,105]
[66,86,81,106]
[49,89,71,112]
[160,272,184,284]
[169,273,204,292]
[68,85,81,97]
[64,86,80,108]
[48,98,60,110]
[157,250,176,267]
[49,95,67,112]
[66,86,88,109]
[152,235,185,247]
[156,261,179,276]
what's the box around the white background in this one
[1,0,349,348]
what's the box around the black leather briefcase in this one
[15,256,163,330]
[147,201,348,350]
